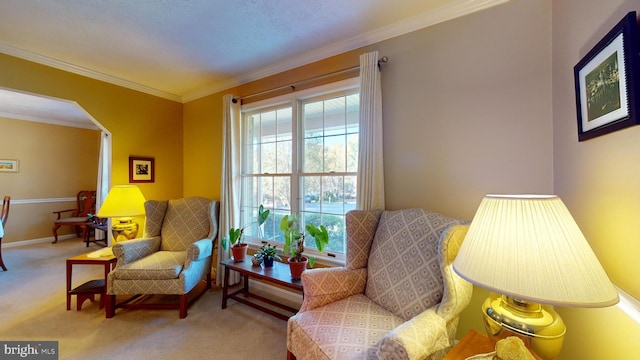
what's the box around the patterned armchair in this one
[106,197,219,319]
[287,209,473,360]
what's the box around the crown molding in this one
[182,0,509,102]
[0,42,182,102]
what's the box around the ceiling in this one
[0,0,506,128]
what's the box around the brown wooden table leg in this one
[0,237,7,271]
[101,262,111,309]
[66,260,72,310]
[221,265,230,309]
[243,272,249,295]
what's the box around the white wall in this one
[376,0,553,219]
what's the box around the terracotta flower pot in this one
[231,243,248,262]
[288,256,308,280]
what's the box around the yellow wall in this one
[182,95,223,199]
[0,53,185,242]
[552,0,640,357]
[0,117,100,242]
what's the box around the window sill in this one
[246,242,345,268]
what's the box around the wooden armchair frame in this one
[52,190,96,244]
[1,195,10,271]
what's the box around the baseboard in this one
[617,286,640,324]
[3,234,75,248]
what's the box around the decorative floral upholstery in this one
[106,197,219,317]
[287,209,472,360]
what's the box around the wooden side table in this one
[84,222,109,247]
[66,251,117,311]
[445,329,543,360]
[444,329,496,360]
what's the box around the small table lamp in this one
[453,195,619,360]
[97,185,146,242]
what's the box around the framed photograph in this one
[0,159,19,173]
[129,156,154,183]
[574,11,640,142]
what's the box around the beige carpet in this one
[0,239,290,360]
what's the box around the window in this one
[239,80,359,261]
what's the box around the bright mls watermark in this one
[1,341,58,359]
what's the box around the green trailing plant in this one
[222,205,270,250]
[255,243,282,261]
[280,213,329,267]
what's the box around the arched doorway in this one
[0,87,112,244]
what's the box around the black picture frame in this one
[129,156,155,183]
[574,11,640,142]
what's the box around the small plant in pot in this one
[222,205,270,263]
[280,214,329,279]
[255,243,282,268]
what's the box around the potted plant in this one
[222,205,270,262]
[254,243,281,268]
[280,213,329,279]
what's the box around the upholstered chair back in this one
[364,208,465,321]
[144,200,168,237]
[143,197,215,252]
[345,209,381,270]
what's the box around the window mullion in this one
[291,100,300,215]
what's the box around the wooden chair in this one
[0,195,10,271]
[52,190,96,244]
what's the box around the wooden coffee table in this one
[221,258,302,320]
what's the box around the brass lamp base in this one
[482,294,566,360]
[111,218,139,242]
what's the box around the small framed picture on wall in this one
[0,159,19,173]
[129,156,154,183]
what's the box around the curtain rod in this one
[233,56,388,103]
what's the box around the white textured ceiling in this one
[0,0,507,127]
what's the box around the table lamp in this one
[453,194,619,360]
[97,185,146,242]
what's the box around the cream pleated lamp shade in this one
[453,194,619,308]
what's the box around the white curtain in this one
[356,51,385,210]
[217,94,241,285]
[96,131,111,244]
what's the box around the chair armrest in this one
[299,267,367,312]
[377,308,449,360]
[437,224,473,321]
[112,237,161,265]
[184,238,213,269]
[186,238,213,261]
[52,209,77,219]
